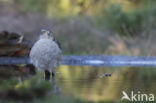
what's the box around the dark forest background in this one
[0,0,156,55]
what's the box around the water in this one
[56,66,156,102]
[62,56,156,67]
[0,56,156,102]
[1,56,156,67]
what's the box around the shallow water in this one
[0,65,155,102]
[55,66,156,102]
[0,56,156,102]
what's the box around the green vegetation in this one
[0,0,156,55]
[0,76,51,102]
[0,75,81,103]
[98,2,156,36]
[16,0,46,12]
[5,0,154,55]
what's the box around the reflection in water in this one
[18,72,62,96]
[0,65,155,102]
[0,65,62,102]
[56,66,156,102]
[50,77,61,95]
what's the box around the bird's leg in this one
[50,72,55,81]
[52,72,55,78]
[44,70,50,80]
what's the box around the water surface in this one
[0,56,156,102]
[55,66,156,102]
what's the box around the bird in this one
[29,28,62,80]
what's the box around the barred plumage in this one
[29,28,62,79]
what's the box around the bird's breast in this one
[30,39,61,59]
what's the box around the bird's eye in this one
[42,31,47,34]
[40,30,51,35]
[42,31,46,33]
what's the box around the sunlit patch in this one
[84,60,104,65]
[115,61,156,65]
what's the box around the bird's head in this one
[39,28,53,39]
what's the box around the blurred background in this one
[0,0,156,55]
[0,0,156,103]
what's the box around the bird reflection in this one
[17,68,61,96]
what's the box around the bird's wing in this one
[53,38,62,50]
